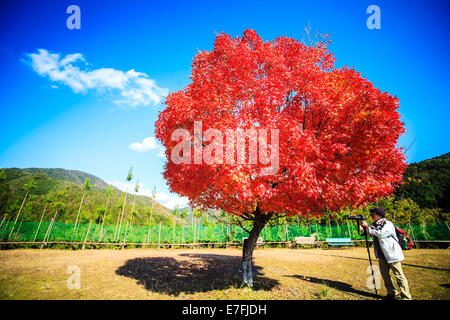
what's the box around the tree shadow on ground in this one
[116,253,278,296]
[285,275,379,299]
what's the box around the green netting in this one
[1,220,449,243]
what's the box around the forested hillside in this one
[394,152,450,211]
[0,168,181,226]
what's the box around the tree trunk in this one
[242,211,273,287]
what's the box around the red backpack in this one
[394,226,414,250]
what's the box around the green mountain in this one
[0,167,183,226]
[395,152,450,211]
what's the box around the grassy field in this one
[0,247,449,300]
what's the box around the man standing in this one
[360,208,412,300]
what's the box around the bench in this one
[242,237,264,247]
[326,238,354,247]
[292,236,318,248]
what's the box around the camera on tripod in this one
[348,215,365,221]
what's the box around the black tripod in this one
[348,215,378,298]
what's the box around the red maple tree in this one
[155,29,406,286]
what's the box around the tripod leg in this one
[365,234,378,297]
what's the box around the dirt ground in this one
[0,247,448,300]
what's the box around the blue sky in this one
[0,0,449,208]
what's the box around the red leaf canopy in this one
[155,29,406,218]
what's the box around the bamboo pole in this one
[99,193,111,242]
[72,190,86,239]
[193,217,196,246]
[114,211,121,241]
[173,216,176,247]
[13,221,23,240]
[225,223,229,248]
[145,226,151,248]
[117,186,129,242]
[157,222,162,248]
[40,220,53,249]
[182,225,184,244]
[123,220,130,243]
[128,194,137,233]
[142,231,146,248]
[46,209,59,241]
[82,221,92,250]
[0,216,6,229]
[8,191,29,239]
[41,210,58,249]
[33,203,48,242]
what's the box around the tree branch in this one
[236,217,251,233]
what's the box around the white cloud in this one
[108,181,189,209]
[129,136,167,159]
[129,136,158,153]
[155,192,189,209]
[24,49,168,108]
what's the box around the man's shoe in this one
[383,294,395,300]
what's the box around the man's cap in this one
[370,207,385,217]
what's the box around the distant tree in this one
[180,207,188,219]
[8,177,36,239]
[172,205,180,217]
[72,178,92,238]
